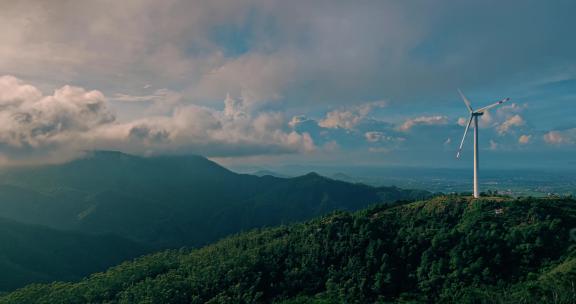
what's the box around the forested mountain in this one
[3,196,575,303]
[0,151,429,248]
[0,217,146,292]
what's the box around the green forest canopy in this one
[2,195,576,304]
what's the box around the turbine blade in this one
[457,115,473,159]
[475,97,510,113]
[458,89,474,113]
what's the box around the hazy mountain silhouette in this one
[251,169,291,178]
[0,151,430,248]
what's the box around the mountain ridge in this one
[0,150,429,248]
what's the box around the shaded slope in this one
[0,218,147,292]
[0,185,78,229]
[3,196,575,303]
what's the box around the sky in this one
[0,0,575,169]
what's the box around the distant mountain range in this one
[0,151,429,291]
[250,169,291,178]
[0,151,429,248]
[3,196,574,303]
[330,172,358,183]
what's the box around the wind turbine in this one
[456,89,510,198]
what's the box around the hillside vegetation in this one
[2,196,575,303]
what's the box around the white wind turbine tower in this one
[456,89,510,198]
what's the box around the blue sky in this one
[0,0,574,168]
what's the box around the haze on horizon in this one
[0,1,575,169]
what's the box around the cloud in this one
[0,0,574,113]
[518,134,532,144]
[398,115,448,131]
[128,124,171,144]
[193,52,296,107]
[496,103,527,116]
[112,89,183,114]
[318,102,385,130]
[364,131,391,143]
[543,129,576,145]
[223,93,248,119]
[0,76,114,151]
[319,109,365,130]
[112,89,181,104]
[288,115,308,128]
[98,96,317,157]
[0,76,43,106]
[543,131,565,144]
[496,114,524,135]
[0,76,316,162]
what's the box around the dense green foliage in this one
[0,217,146,291]
[0,151,429,248]
[3,196,575,303]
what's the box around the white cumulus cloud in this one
[543,129,576,145]
[0,76,114,150]
[398,115,448,131]
[318,102,386,130]
[0,76,316,163]
[496,114,524,135]
[518,134,532,144]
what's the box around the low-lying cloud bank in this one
[0,76,314,164]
